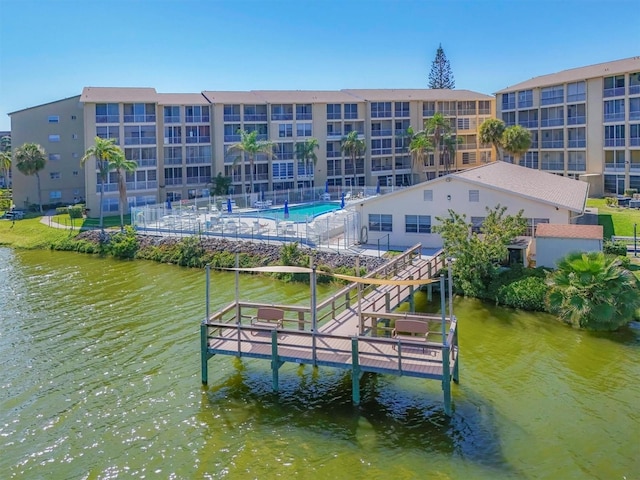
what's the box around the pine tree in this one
[428,44,455,89]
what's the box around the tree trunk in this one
[249,155,254,194]
[99,161,106,231]
[36,172,43,213]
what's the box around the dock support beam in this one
[452,324,460,384]
[200,322,209,384]
[271,329,282,392]
[351,338,361,405]
[442,345,452,416]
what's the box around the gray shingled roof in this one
[496,57,640,93]
[454,162,589,213]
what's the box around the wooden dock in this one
[200,244,459,415]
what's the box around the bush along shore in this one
[50,227,387,283]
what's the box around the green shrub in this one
[624,188,637,197]
[68,206,84,219]
[603,240,628,256]
[107,227,139,259]
[495,276,547,311]
[605,197,619,207]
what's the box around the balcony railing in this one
[344,113,358,119]
[186,116,210,123]
[164,157,182,165]
[186,136,211,144]
[371,129,393,137]
[164,116,181,123]
[567,162,586,171]
[124,137,156,145]
[395,110,410,117]
[244,114,268,122]
[165,177,183,186]
[631,138,640,146]
[604,113,625,122]
[135,158,157,167]
[502,101,515,110]
[327,131,343,138]
[164,137,182,145]
[371,148,392,155]
[459,142,477,150]
[224,134,241,142]
[327,113,341,120]
[127,180,158,191]
[223,114,241,122]
[541,162,564,170]
[541,140,564,148]
[605,139,625,147]
[422,109,436,117]
[604,87,625,98]
[371,164,393,172]
[124,115,156,123]
[567,116,586,125]
[630,85,640,95]
[296,113,312,120]
[186,176,212,185]
[630,111,640,120]
[604,163,625,172]
[518,120,538,128]
[271,114,293,121]
[567,140,586,148]
[567,93,586,102]
[327,151,342,158]
[517,100,533,109]
[96,115,120,123]
[541,119,564,127]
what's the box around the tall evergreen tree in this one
[428,44,455,89]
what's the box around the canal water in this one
[1,248,638,479]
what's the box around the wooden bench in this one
[392,319,429,347]
[251,307,285,335]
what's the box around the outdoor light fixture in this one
[447,194,451,201]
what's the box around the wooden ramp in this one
[200,244,459,415]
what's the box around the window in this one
[327,104,341,120]
[50,172,61,179]
[96,103,119,123]
[520,151,538,169]
[97,126,119,142]
[457,118,470,130]
[604,100,625,122]
[164,146,182,165]
[457,101,476,116]
[244,104,267,122]
[275,143,294,160]
[630,98,640,120]
[605,125,625,147]
[186,145,211,164]
[272,162,294,179]
[368,213,392,232]
[185,105,209,123]
[502,111,515,126]
[371,102,391,118]
[405,215,431,233]
[73,171,79,176]
[478,101,491,115]
[164,106,181,123]
[604,75,625,97]
[630,124,640,147]
[186,165,211,184]
[423,189,433,201]
[471,216,484,233]
[540,85,564,105]
[541,152,564,170]
[518,109,538,128]
[124,125,156,145]
[271,104,293,121]
[126,147,157,167]
[541,106,564,127]
[185,125,210,143]
[49,191,62,200]
[541,129,564,148]
[567,81,586,102]
[567,104,586,125]
[71,115,77,120]
[423,101,436,117]
[164,167,183,186]
[371,138,392,155]
[48,115,59,123]
[438,101,456,116]
[164,126,182,144]
[296,123,312,137]
[296,104,312,120]
[462,152,476,165]
[49,134,60,142]
[394,102,410,117]
[501,93,515,110]
[72,134,78,140]
[223,104,240,122]
[567,127,586,148]
[279,124,293,138]
[469,190,479,202]
[630,72,640,95]
[517,90,533,108]
[123,103,156,123]
[49,153,61,161]
[344,104,358,119]
[528,218,549,236]
[567,151,586,171]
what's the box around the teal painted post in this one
[200,322,209,385]
[442,345,451,416]
[408,275,414,312]
[427,283,433,302]
[271,329,280,392]
[351,338,361,405]
[440,275,446,345]
[452,324,460,384]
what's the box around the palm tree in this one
[442,132,461,174]
[546,252,640,331]
[228,129,275,194]
[109,150,138,230]
[501,125,532,164]
[408,128,432,184]
[0,135,11,188]
[425,112,451,177]
[81,137,123,230]
[340,130,366,188]
[295,138,319,187]
[479,118,506,162]
[0,135,10,152]
[14,143,47,213]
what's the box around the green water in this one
[1,248,638,479]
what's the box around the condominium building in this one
[496,57,640,196]
[9,96,85,209]
[10,87,494,215]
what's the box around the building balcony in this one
[567,116,586,125]
[327,151,342,158]
[502,102,515,110]
[186,136,211,144]
[244,114,268,122]
[96,115,120,123]
[135,158,157,168]
[422,109,436,117]
[327,113,341,120]
[296,113,312,120]
[604,163,625,172]
[164,158,182,166]
[127,180,158,191]
[164,116,181,123]
[344,113,359,120]
[540,119,564,127]
[567,140,586,148]
[459,143,477,150]
[604,113,625,123]
[541,163,564,171]
[630,85,640,95]
[224,134,241,142]
[567,94,586,102]
[541,141,564,149]
[604,87,625,98]
[327,131,343,139]
[371,148,392,155]
[165,177,183,186]
[605,139,626,147]
[371,129,393,137]
[186,176,212,185]
[631,138,640,147]
[124,137,156,145]
[395,110,410,117]
[186,116,210,123]
[224,114,241,122]
[517,101,533,109]
[630,111,640,120]
[271,114,293,121]
[567,163,586,171]
[518,120,538,128]
[124,115,156,123]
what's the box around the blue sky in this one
[0,0,638,131]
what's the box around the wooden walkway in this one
[200,244,459,414]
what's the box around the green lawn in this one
[586,198,640,238]
[50,213,131,229]
[0,216,79,248]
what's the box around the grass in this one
[50,213,131,230]
[586,198,640,238]
[0,217,79,248]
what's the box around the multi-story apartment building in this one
[9,96,85,209]
[10,87,494,216]
[496,57,640,196]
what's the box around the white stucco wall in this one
[536,238,603,268]
[355,177,574,249]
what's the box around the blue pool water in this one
[248,201,341,222]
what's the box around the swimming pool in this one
[248,201,341,222]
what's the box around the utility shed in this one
[535,224,604,268]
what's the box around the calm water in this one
[1,248,638,479]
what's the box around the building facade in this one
[9,96,85,210]
[496,57,640,196]
[11,87,495,216]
